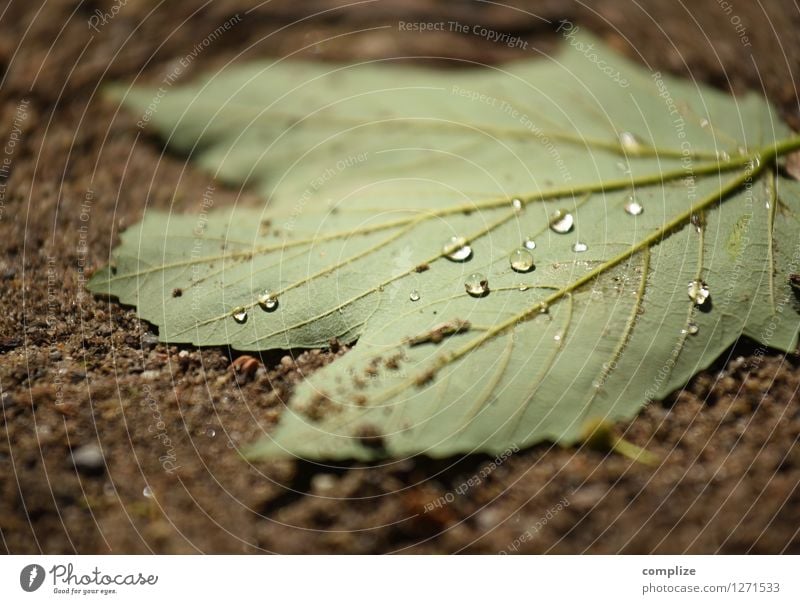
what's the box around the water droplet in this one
[572,242,588,253]
[538,302,549,314]
[619,131,642,152]
[232,307,248,323]
[700,118,710,128]
[553,333,562,342]
[690,212,706,233]
[687,280,710,305]
[443,236,472,262]
[465,273,489,297]
[409,290,420,302]
[549,209,574,234]
[717,150,730,161]
[206,427,216,438]
[518,284,529,291]
[511,197,523,211]
[509,248,534,273]
[257,290,278,311]
[523,237,536,250]
[143,486,154,498]
[687,322,699,335]
[624,195,643,216]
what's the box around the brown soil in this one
[1,0,799,554]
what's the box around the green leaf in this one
[91,34,800,460]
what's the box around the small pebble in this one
[141,333,159,348]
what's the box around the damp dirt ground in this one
[1,0,799,554]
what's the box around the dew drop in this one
[257,290,279,311]
[511,197,523,212]
[206,427,216,438]
[143,486,154,499]
[465,273,489,297]
[518,284,529,292]
[443,236,472,262]
[624,195,643,216]
[549,209,574,234]
[409,290,420,302]
[509,248,535,273]
[553,333,562,342]
[619,131,642,152]
[687,322,699,335]
[523,237,536,250]
[232,307,248,323]
[572,241,588,253]
[687,280,710,305]
[700,118,710,128]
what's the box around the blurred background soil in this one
[1,0,799,553]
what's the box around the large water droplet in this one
[523,237,536,250]
[465,273,489,297]
[257,290,278,311]
[687,280,710,305]
[443,236,472,262]
[511,198,523,212]
[549,209,574,234]
[409,290,420,302]
[232,307,248,323]
[624,195,643,216]
[509,248,534,273]
[572,242,588,253]
[619,131,642,152]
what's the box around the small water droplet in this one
[509,248,535,272]
[409,290,420,302]
[549,209,574,234]
[619,131,642,152]
[232,307,248,323]
[624,195,643,216]
[465,273,489,297]
[572,241,588,253]
[687,322,699,335]
[538,302,549,314]
[206,427,216,438]
[443,236,472,262]
[690,212,706,233]
[717,150,730,161]
[523,237,536,250]
[257,290,278,311]
[511,197,523,211]
[553,333,562,342]
[518,284,529,291]
[143,486,154,498]
[687,280,710,305]
[700,118,710,128]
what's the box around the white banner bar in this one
[1,555,795,603]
